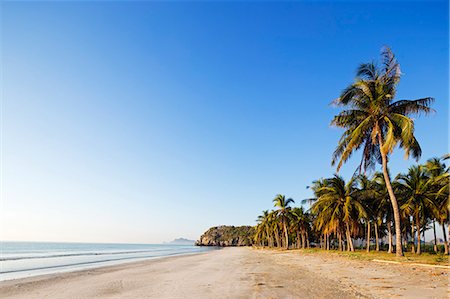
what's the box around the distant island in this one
[164,238,196,245]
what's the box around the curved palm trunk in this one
[301,232,306,249]
[321,234,324,249]
[411,222,415,254]
[387,222,393,253]
[403,233,407,253]
[297,231,301,249]
[306,231,310,248]
[274,226,281,248]
[433,220,437,253]
[442,224,448,255]
[416,217,421,255]
[283,220,289,249]
[345,222,354,252]
[269,227,274,247]
[379,139,403,256]
[374,222,380,251]
[366,222,371,252]
[327,233,330,250]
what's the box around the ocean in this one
[0,241,213,281]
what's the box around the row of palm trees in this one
[255,195,309,250]
[255,155,449,255]
[255,47,448,256]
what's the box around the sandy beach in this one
[0,247,448,299]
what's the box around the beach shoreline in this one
[0,242,212,282]
[1,247,448,298]
[0,249,211,283]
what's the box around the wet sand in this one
[0,247,448,298]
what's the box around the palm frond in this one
[389,98,435,116]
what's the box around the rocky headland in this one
[195,225,255,246]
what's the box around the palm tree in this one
[254,222,264,246]
[331,47,434,256]
[309,179,333,249]
[398,165,438,254]
[425,158,443,252]
[273,194,294,249]
[425,156,449,254]
[356,174,378,252]
[257,210,274,247]
[256,211,267,246]
[357,174,377,252]
[291,207,310,249]
[268,211,282,248]
[312,175,366,252]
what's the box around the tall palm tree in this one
[273,194,294,249]
[331,47,434,256]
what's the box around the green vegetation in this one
[254,48,449,262]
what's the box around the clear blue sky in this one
[1,1,448,243]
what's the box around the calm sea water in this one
[0,241,212,281]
